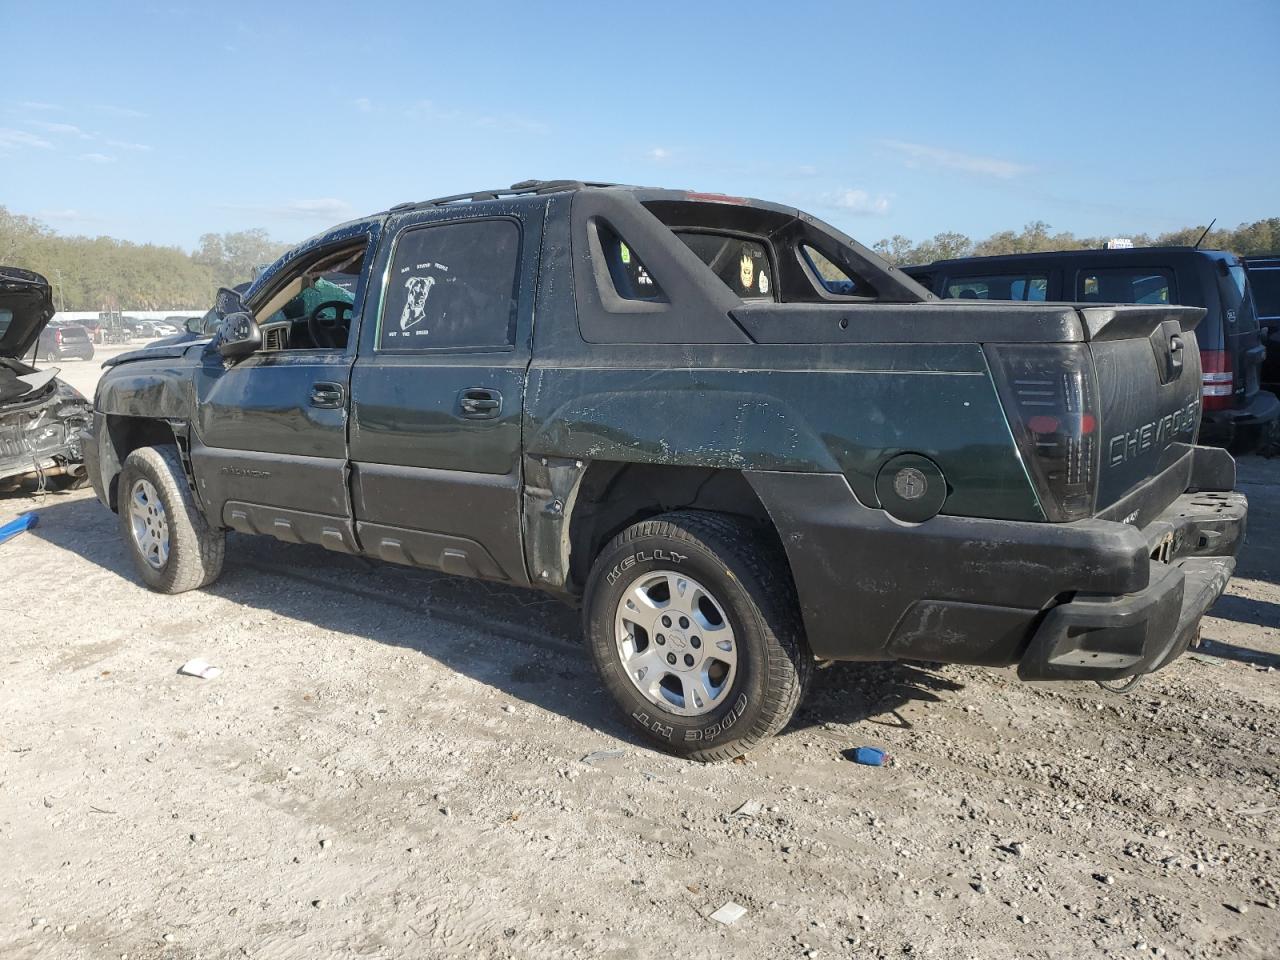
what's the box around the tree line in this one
[871,218,1280,266]
[2,204,1277,310]
[0,206,289,311]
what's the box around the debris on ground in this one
[709,901,748,925]
[580,749,626,766]
[178,658,222,680]
[730,800,763,819]
[848,746,888,766]
[0,511,37,545]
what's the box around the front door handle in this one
[458,387,502,419]
[310,381,345,409]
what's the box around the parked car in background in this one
[1244,256,1280,395]
[149,284,253,349]
[905,247,1280,452]
[83,180,1246,760]
[36,319,95,361]
[1,267,92,488]
[78,318,105,343]
[131,320,180,338]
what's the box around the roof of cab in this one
[909,246,1239,273]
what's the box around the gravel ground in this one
[0,452,1276,960]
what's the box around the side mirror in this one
[185,316,204,334]
[217,311,261,360]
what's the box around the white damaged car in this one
[0,267,92,489]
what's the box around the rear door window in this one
[1249,266,1280,321]
[379,219,521,351]
[945,274,1047,301]
[674,232,774,300]
[1077,267,1174,305]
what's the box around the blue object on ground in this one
[0,512,39,545]
[852,746,887,766]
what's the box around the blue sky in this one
[3,0,1277,250]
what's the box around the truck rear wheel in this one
[583,510,811,762]
[118,445,225,593]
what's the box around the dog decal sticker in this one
[400,274,437,331]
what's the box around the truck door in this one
[348,204,542,585]
[190,228,378,552]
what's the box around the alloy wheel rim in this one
[128,478,170,570]
[614,569,737,716]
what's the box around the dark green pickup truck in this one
[84,180,1247,761]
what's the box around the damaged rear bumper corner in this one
[1017,555,1235,681]
[1017,490,1246,681]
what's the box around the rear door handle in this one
[458,387,502,419]
[310,381,345,409]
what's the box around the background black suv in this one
[905,248,1279,451]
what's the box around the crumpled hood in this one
[0,266,55,360]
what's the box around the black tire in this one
[118,445,225,593]
[583,510,812,762]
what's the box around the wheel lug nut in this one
[666,653,677,665]
[691,636,701,648]
[679,616,690,629]
[656,634,665,645]
[684,654,694,666]
[661,616,672,628]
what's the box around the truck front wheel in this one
[583,511,811,762]
[118,445,225,593]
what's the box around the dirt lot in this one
[1,414,1277,957]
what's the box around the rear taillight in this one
[986,344,1100,522]
[1200,349,1234,411]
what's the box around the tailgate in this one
[1081,305,1204,515]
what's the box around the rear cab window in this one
[944,274,1048,301]
[1076,267,1174,305]
[674,232,774,300]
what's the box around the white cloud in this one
[353,97,375,113]
[879,139,1031,179]
[37,208,104,225]
[827,188,891,216]
[81,152,116,164]
[223,198,355,221]
[34,121,92,139]
[646,146,673,162]
[18,100,64,112]
[0,128,54,154]
[274,198,353,219]
[405,99,547,135]
[105,139,152,152]
[94,104,148,119]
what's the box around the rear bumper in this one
[746,445,1246,680]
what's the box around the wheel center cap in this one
[666,629,689,651]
